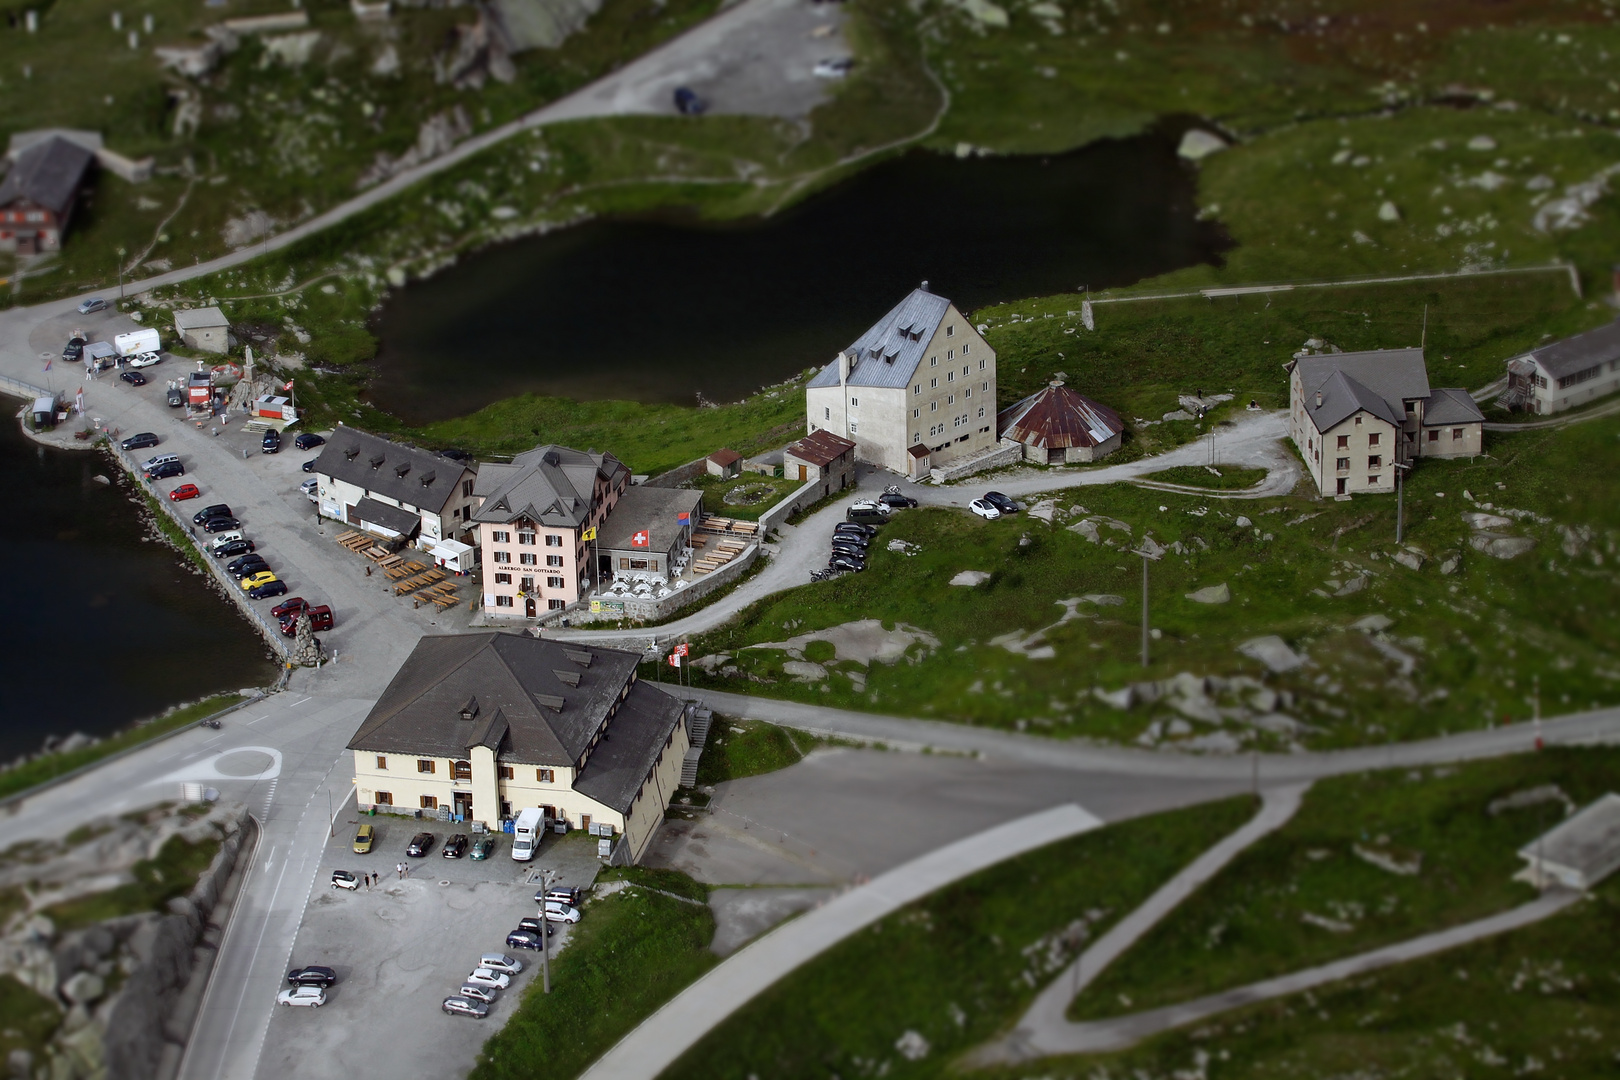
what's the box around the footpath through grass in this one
[1071,749,1618,1021]
[661,796,1257,1080]
[1139,465,1269,491]
[470,869,716,1080]
[0,694,244,803]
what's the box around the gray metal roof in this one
[1294,348,1430,434]
[1521,318,1620,380]
[1518,792,1620,888]
[807,287,954,391]
[1421,387,1486,426]
[472,444,627,529]
[347,632,643,767]
[596,485,701,554]
[352,497,421,537]
[310,427,473,515]
[174,307,229,330]
[0,136,93,215]
[573,684,686,814]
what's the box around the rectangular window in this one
[417,759,436,774]
[930,401,937,412]
[520,576,534,593]
[463,479,474,497]
[374,791,392,806]
[1368,455,1382,469]
[913,384,921,395]
[964,387,972,398]
[619,558,629,569]
[850,397,859,407]
[1428,430,1439,442]
[824,407,830,420]
[978,406,985,418]
[520,553,538,565]
[948,394,955,405]
[1336,435,1349,449]
[420,795,438,810]
[494,572,511,584]
[537,768,555,783]
[1355,415,1364,426]
[376,755,388,770]
[947,349,954,360]
[492,531,510,543]
[1368,432,1380,446]
[1336,457,1350,471]
[452,760,472,781]
[494,551,511,563]
[849,420,858,434]
[519,532,536,545]
[650,560,659,572]
[545,534,562,547]
[913,433,921,444]
[947,371,955,382]
[547,575,564,588]
[545,555,563,567]
[946,324,955,337]
[499,765,514,780]
[930,377,938,389]
[981,381,988,392]
[495,595,514,608]
[1368,474,1381,484]
[1452,428,1464,440]
[930,356,937,366]
[913,408,920,418]
[548,598,564,610]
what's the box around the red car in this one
[270,597,308,620]
[168,483,201,502]
[279,605,333,635]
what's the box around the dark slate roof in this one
[310,427,472,515]
[348,633,642,767]
[596,485,701,554]
[998,384,1123,449]
[353,497,421,537]
[807,287,954,391]
[1294,348,1429,434]
[786,429,856,468]
[1522,318,1620,380]
[472,444,627,529]
[1422,387,1486,426]
[573,683,686,814]
[0,136,94,214]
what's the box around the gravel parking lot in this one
[260,820,603,1080]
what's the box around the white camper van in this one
[511,808,545,862]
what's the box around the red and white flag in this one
[674,643,689,657]
[668,653,681,668]
[631,529,650,549]
[283,379,294,391]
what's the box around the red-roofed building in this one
[706,448,742,478]
[997,379,1124,464]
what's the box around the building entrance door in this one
[1336,477,1347,495]
[453,792,472,820]
[525,597,536,617]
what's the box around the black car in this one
[194,504,232,525]
[673,86,707,115]
[516,917,557,936]
[63,338,86,362]
[831,538,867,556]
[213,539,256,559]
[442,834,469,859]
[286,966,338,988]
[505,929,546,951]
[202,516,242,533]
[120,432,159,452]
[262,430,281,454]
[878,492,919,509]
[983,491,1019,515]
[294,433,325,451]
[146,461,185,481]
[120,370,147,386]
[302,459,317,473]
[833,522,877,539]
[831,531,869,549]
[166,387,184,408]
[228,555,270,576]
[829,553,866,573]
[406,832,434,857]
[248,579,288,600]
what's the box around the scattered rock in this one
[1333,576,1368,597]
[1165,718,1193,737]
[1488,784,1575,817]
[1068,519,1101,543]
[1392,548,1425,571]
[61,971,105,1004]
[1235,516,1252,528]
[1469,533,1536,559]
[1082,594,1125,606]
[1378,200,1401,222]
[1467,134,1498,151]
[1093,686,1134,710]
[1440,555,1461,575]
[782,661,828,682]
[1353,843,1423,876]
[1238,635,1305,673]
[951,0,1009,26]
[1177,129,1228,161]
[1185,583,1231,604]
[1027,499,1059,524]
[950,570,991,587]
[895,1030,931,1061]
[1301,912,1354,933]
[1464,512,1513,530]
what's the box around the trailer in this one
[113,328,161,357]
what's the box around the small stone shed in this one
[174,307,230,354]
[1518,792,1620,890]
[707,448,742,478]
[784,429,856,486]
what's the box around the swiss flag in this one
[631,529,650,549]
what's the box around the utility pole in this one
[116,246,126,302]
[1132,546,1161,668]
[1533,673,1542,750]
[539,869,554,993]
[1394,462,1411,544]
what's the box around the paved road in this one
[580,804,1102,1080]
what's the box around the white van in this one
[140,453,180,472]
[511,808,545,862]
[209,531,245,551]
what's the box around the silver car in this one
[465,968,510,990]
[458,983,499,1004]
[442,996,488,1018]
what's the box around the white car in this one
[126,352,162,368]
[331,870,359,890]
[277,986,327,1007]
[968,499,1001,520]
[459,983,499,1004]
[465,968,511,990]
[541,900,582,923]
[813,57,854,78]
[848,500,890,516]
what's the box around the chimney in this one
[919,280,930,293]
[1314,391,1323,409]
[837,351,850,386]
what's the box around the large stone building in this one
[805,284,997,477]
[310,426,481,547]
[1498,318,1620,415]
[472,445,630,618]
[1286,347,1484,497]
[348,633,691,864]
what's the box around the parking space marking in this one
[287,697,312,708]
[246,714,271,726]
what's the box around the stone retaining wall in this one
[568,544,761,625]
[643,456,710,489]
[756,477,825,535]
[929,439,1024,484]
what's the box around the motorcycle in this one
[200,719,222,730]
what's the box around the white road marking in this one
[246,714,271,726]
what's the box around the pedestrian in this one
[364,874,370,891]
[396,862,403,880]
[365,566,372,577]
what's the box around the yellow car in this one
[239,571,278,591]
[353,823,375,854]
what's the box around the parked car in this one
[829,553,866,573]
[470,837,496,861]
[300,478,318,500]
[442,996,489,1018]
[983,491,1019,515]
[262,430,281,454]
[877,492,918,509]
[202,516,242,532]
[465,969,510,990]
[505,930,546,951]
[406,832,434,857]
[331,870,359,890]
[271,597,309,620]
[62,337,85,362]
[212,539,255,559]
[673,86,707,115]
[146,460,185,481]
[441,834,469,859]
[813,56,855,78]
[540,901,582,924]
[239,571,278,591]
[543,886,583,907]
[846,505,888,526]
[831,532,869,550]
[168,483,200,502]
[302,459,318,473]
[228,555,269,577]
[166,387,184,408]
[126,352,162,369]
[516,917,556,936]
[833,522,877,539]
[77,297,108,315]
[968,498,1001,520]
[248,580,288,600]
[194,504,232,525]
[352,823,374,854]
[277,986,327,1008]
[458,983,499,1005]
[286,966,337,988]
[294,433,325,451]
[831,541,868,561]
[279,605,332,635]
[119,370,147,386]
[479,954,523,975]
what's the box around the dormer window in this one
[459,696,479,720]
[370,454,385,469]
[395,463,410,478]
[344,447,360,460]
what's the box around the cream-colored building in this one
[1287,347,1484,497]
[805,284,997,477]
[1498,318,1620,415]
[310,426,481,547]
[348,632,691,864]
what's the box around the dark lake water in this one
[369,130,1229,423]
[0,416,278,762]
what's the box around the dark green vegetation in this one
[690,411,1620,748]
[1141,466,1269,491]
[693,717,819,787]
[0,976,62,1071]
[1072,749,1615,1019]
[662,797,1257,1080]
[470,870,716,1080]
[42,833,221,930]
[688,472,805,522]
[0,694,243,802]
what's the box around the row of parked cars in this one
[444,887,586,1018]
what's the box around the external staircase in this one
[679,703,714,788]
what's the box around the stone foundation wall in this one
[929,439,1024,484]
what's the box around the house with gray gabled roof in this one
[471,444,630,618]
[1285,346,1483,497]
[173,307,230,354]
[348,632,691,863]
[806,283,998,476]
[1498,317,1620,415]
[310,425,480,547]
[0,136,94,254]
